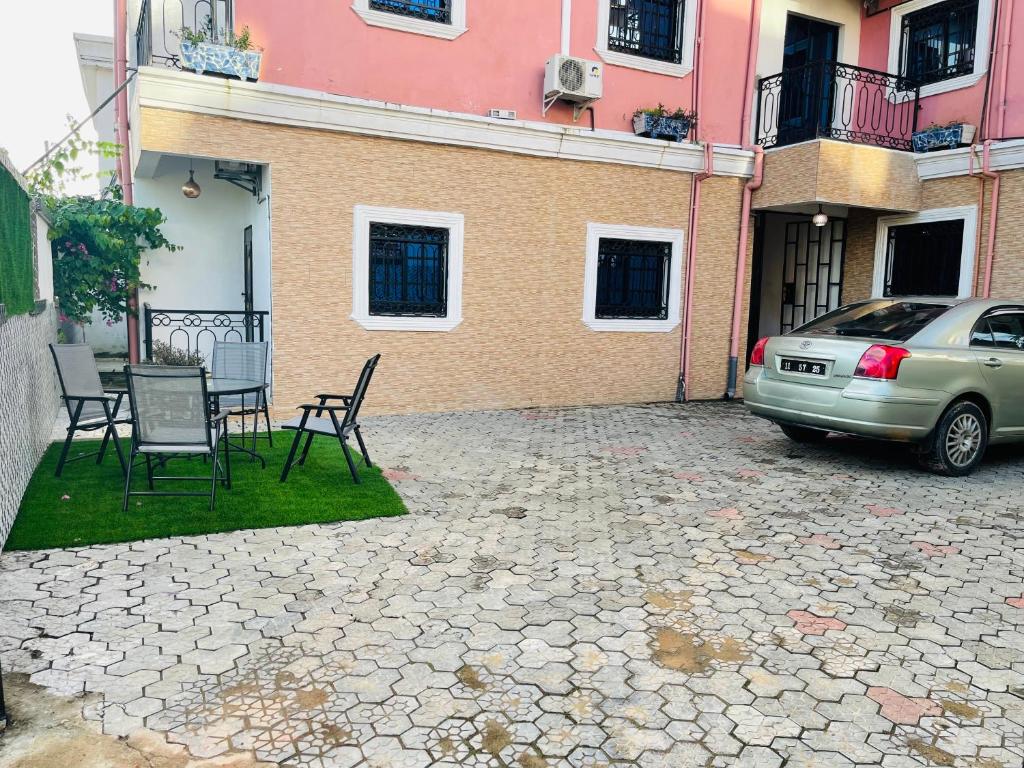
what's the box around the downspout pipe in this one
[677,0,710,401]
[114,0,139,362]
[724,145,763,399]
[979,141,1000,297]
[997,0,1013,138]
[679,143,714,401]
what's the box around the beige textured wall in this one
[753,140,921,212]
[689,176,748,399]
[839,170,1024,303]
[141,108,714,414]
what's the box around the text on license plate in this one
[780,358,827,376]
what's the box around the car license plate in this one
[780,358,827,376]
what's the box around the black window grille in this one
[884,219,964,298]
[369,223,448,317]
[368,0,450,24]
[899,0,978,85]
[608,0,685,64]
[595,238,672,319]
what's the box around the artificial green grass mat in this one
[7,434,407,551]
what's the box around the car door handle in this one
[983,357,1003,369]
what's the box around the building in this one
[76,0,1024,415]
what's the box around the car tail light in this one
[750,337,769,367]
[854,345,911,380]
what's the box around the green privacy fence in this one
[0,161,35,316]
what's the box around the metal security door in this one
[780,219,846,333]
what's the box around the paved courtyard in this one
[1,402,1023,767]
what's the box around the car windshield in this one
[795,301,952,341]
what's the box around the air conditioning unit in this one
[544,55,603,105]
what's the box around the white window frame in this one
[351,0,467,40]
[872,206,978,299]
[888,0,993,99]
[583,223,684,332]
[351,205,464,332]
[594,0,697,78]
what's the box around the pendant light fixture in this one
[811,204,828,228]
[181,159,201,199]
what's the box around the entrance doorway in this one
[778,15,839,146]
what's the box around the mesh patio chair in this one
[123,365,231,512]
[49,343,130,477]
[211,340,272,449]
[280,354,380,484]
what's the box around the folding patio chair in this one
[122,365,231,512]
[49,343,130,477]
[279,354,380,484]
[210,340,272,449]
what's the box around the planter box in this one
[912,123,976,153]
[180,41,262,81]
[633,113,693,143]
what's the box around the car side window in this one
[988,312,1024,351]
[969,319,995,347]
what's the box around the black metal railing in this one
[143,305,268,364]
[899,0,978,86]
[755,61,920,151]
[369,0,451,24]
[607,0,684,64]
[135,0,235,68]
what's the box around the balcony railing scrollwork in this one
[755,61,920,151]
[136,0,234,69]
[143,305,268,363]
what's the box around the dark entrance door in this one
[242,225,254,342]
[778,15,839,146]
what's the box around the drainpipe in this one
[677,0,710,401]
[739,0,763,145]
[974,141,1000,298]
[997,0,1013,138]
[679,143,714,401]
[114,0,139,362]
[724,145,763,399]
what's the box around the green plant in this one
[151,340,205,366]
[26,124,179,327]
[179,18,255,51]
[634,105,698,123]
[0,161,35,315]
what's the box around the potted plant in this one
[178,21,262,82]
[632,105,697,143]
[912,120,977,152]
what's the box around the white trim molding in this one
[583,223,685,332]
[351,0,467,39]
[136,68,755,177]
[888,0,993,99]
[915,139,1024,179]
[872,206,978,299]
[594,0,696,77]
[351,205,464,331]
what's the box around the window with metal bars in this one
[899,0,978,85]
[607,0,685,63]
[368,0,450,24]
[595,238,672,319]
[884,219,964,297]
[369,223,448,317]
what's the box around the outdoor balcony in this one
[755,60,921,151]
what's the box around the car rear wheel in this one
[919,401,988,476]
[779,424,829,443]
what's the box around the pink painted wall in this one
[236,0,752,142]
[858,1,1024,139]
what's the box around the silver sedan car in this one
[743,298,1024,475]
